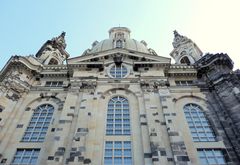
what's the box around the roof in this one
[84,27,152,55]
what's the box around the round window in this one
[109,64,128,78]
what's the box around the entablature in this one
[166,64,197,77]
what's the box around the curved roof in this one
[85,27,151,54]
[89,38,150,54]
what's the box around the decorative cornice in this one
[0,56,42,81]
[195,53,233,79]
[195,53,233,70]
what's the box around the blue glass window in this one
[106,96,130,135]
[198,149,226,165]
[104,141,132,165]
[184,104,215,142]
[11,149,40,165]
[110,64,128,78]
[22,104,54,142]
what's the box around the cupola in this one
[170,30,202,65]
[35,32,69,65]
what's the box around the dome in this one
[87,27,151,54]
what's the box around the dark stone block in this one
[83,158,91,164]
[177,156,189,161]
[144,153,152,158]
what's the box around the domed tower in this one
[35,32,69,65]
[170,30,202,65]
[85,27,153,55]
[108,27,130,48]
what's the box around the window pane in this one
[22,104,54,142]
[197,149,226,165]
[110,64,128,78]
[183,104,216,142]
[106,96,130,136]
[104,141,132,165]
[12,149,40,165]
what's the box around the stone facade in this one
[0,27,239,165]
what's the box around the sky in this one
[1,0,240,70]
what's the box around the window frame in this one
[106,96,131,136]
[45,81,63,87]
[183,103,216,142]
[109,64,128,79]
[175,80,193,86]
[11,148,40,165]
[197,149,227,165]
[104,141,132,165]
[21,104,54,142]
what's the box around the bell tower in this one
[35,32,69,65]
[170,30,202,65]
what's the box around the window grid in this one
[45,81,63,87]
[110,65,128,78]
[198,149,226,165]
[104,141,132,165]
[22,104,54,142]
[175,80,193,86]
[11,149,40,165]
[106,96,130,135]
[184,104,215,142]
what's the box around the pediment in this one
[68,49,171,65]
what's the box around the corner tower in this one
[35,32,69,65]
[170,30,202,65]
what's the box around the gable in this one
[68,49,171,65]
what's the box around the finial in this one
[172,30,189,48]
[173,30,180,37]
[52,31,67,49]
[60,31,66,38]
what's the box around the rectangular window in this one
[45,81,63,87]
[11,149,40,165]
[104,141,132,165]
[197,149,226,165]
[175,80,193,86]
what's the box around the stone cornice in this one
[195,53,233,71]
[166,64,197,77]
[0,56,43,81]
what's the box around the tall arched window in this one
[22,104,54,142]
[184,103,216,142]
[106,96,130,135]
[104,96,132,165]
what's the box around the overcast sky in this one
[1,0,240,70]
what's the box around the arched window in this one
[109,64,128,78]
[116,40,123,48]
[104,96,132,165]
[184,103,215,142]
[22,104,54,142]
[106,96,130,135]
[180,56,191,65]
[48,58,58,65]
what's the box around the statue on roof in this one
[172,30,189,48]
[52,32,67,49]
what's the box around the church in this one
[0,27,240,165]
